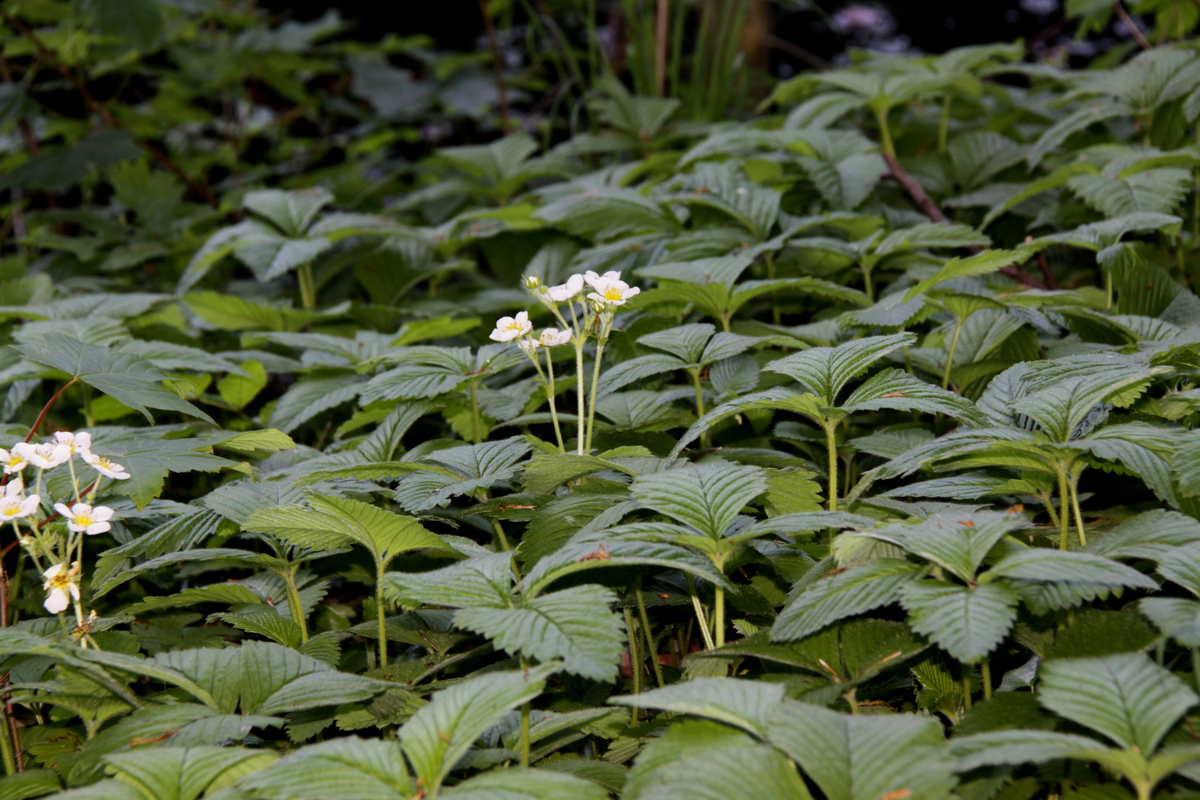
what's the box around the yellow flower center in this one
[75,514,93,527]
[95,458,114,470]
[3,506,19,517]
[504,321,524,331]
[48,574,71,590]
[604,287,623,301]
[6,456,22,468]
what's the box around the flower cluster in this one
[486,270,642,455]
[1,430,130,629]
[490,270,640,348]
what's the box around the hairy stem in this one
[1069,478,1088,548]
[874,107,895,157]
[686,574,715,650]
[282,568,310,643]
[1057,468,1070,550]
[691,369,710,449]
[824,422,839,512]
[938,93,952,154]
[468,381,485,444]
[297,263,316,310]
[635,579,666,689]
[625,607,641,700]
[0,695,14,775]
[375,565,388,667]
[713,585,725,648]
[543,351,565,452]
[943,319,964,390]
[520,700,531,767]
[575,343,586,455]
[584,340,605,455]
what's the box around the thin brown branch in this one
[656,0,669,97]
[25,377,77,444]
[1036,252,1059,289]
[1112,1,1152,50]
[477,0,512,134]
[881,151,1048,290]
[0,11,218,207]
[37,480,99,531]
[765,34,832,71]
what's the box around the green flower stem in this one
[635,579,665,689]
[0,698,16,776]
[874,107,896,157]
[764,251,780,325]
[282,568,310,644]
[938,93,952,154]
[824,421,839,512]
[686,574,715,650]
[961,674,972,709]
[297,263,316,309]
[491,519,511,552]
[468,381,485,444]
[1192,648,1200,695]
[713,585,725,648]
[1057,468,1071,550]
[520,700,531,767]
[574,343,586,455]
[624,614,643,724]
[981,658,992,700]
[584,340,606,455]
[375,564,388,667]
[943,319,964,391]
[1040,489,1061,531]
[691,369,709,450]
[1069,478,1088,548]
[543,350,565,453]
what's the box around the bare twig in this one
[1036,252,1059,289]
[0,10,218,207]
[656,0,669,96]
[1112,1,1152,50]
[881,151,1048,290]
[24,377,77,444]
[477,0,512,133]
[766,34,832,71]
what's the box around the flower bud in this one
[523,275,545,293]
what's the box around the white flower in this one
[0,447,27,474]
[518,338,542,356]
[547,274,585,302]
[14,442,70,470]
[53,431,92,459]
[0,479,39,521]
[583,270,622,288]
[488,311,534,343]
[42,563,80,614]
[538,328,572,347]
[586,273,641,306]
[54,502,113,535]
[83,453,131,480]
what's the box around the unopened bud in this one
[523,275,544,292]
[590,300,607,315]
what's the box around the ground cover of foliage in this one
[10,29,1200,800]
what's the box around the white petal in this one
[44,588,69,614]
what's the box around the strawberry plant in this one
[6,3,1200,799]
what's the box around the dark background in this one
[258,0,1116,73]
